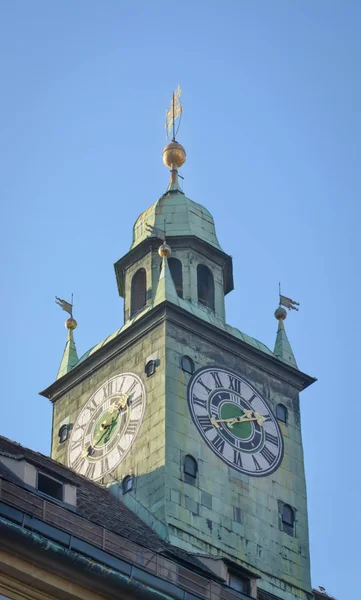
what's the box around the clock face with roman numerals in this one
[68,373,145,481]
[188,366,283,477]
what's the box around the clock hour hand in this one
[210,411,266,429]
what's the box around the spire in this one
[153,242,180,307]
[273,306,298,369]
[57,317,79,379]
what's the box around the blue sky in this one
[1,2,360,598]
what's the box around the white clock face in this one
[68,373,145,481]
[188,366,283,477]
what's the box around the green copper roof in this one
[57,329,79,380]
[77,296,274,366]
[273,319,298,369]
[153,255,180,307]
[131,191,222,251]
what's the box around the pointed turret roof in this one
[273,307,298,369]
[153,243,180,308]
[57,320,79,379]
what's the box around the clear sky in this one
[1,2,360,598]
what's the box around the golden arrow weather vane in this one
[165,85,182,141]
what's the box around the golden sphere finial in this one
[158,242,171,258]
[162,141,186,169]
[274,306,287,321]
[65,317,77,330]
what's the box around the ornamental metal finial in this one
[163,86,186,192]
[165,85,182,141]
[55,294,77,330]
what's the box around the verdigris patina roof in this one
[131,190,222,251]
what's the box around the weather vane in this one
[165,85,182,141]
[55,294,77,330]
[278,284,300,311]
[55,294,74,318]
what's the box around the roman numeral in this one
[73,455,85,472]
[102,456,109,474]
[210,372,223,388]
[117,378,125,392]
[126,419,138,435]
[103,381,113,398]
[198,416,213,433]
[213,435,225,454]
[193,395,207,409]
[90,398,98,411]
[252,455,262,471]
[85,462,96,479]
[260,446,276,465]
[198,379,212,394]
[71,439,82,452]
[117,443,125,457]
[131,394,143,408]
[265,432,279,446]
[228,376,241,394]
[233,450,243,467]
[127,380,137,395]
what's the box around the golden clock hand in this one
[210,412,266,429]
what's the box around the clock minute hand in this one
[210,412,265,429]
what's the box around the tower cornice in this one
[40,301,315,403]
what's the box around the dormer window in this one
[122,475,133,494]
[229,573,250,595]
[197,264,215,310]
[37,472,63,501]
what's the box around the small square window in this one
[181,355,195,374]
[37,473,63,501]
[276,404,288,423]
[280,503,296,536]
[229,573,250,594]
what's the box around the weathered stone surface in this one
[50,299,313,600]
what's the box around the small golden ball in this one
[158,242,171,258]
[274,307,287,321]
[162,141,186,169]
[65,317,77,330]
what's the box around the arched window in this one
[282,504,295,535]
[131,268,146,316]
[168,257,183,298]
[145,359,156,377]
[122,475,133,494]
[181,355,195,374]
[276,403,288,424]
[58,424,70,444]
[197,264,215,310]
[184,455,198,484]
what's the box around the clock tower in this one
[41,106,316,600]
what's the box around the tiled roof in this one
[0,435,211,574]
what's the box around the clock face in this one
[68,373,145,481]
[188,366,283,477]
